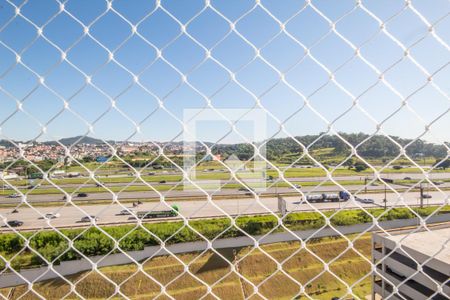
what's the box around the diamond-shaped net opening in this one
[0,0,449,299]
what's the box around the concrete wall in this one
[1,213,449,289]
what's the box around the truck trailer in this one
[137,205,179,219]
[305,191,350,203]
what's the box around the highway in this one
[4,172,450,190]
[0,182,433,204]
[1,189,448,232]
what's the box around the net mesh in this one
[0,0,449,299]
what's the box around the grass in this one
[0,234,373,300]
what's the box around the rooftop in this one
[383,226,450,265]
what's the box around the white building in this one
[0,172,19,180]
[372,224,450,300]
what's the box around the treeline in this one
[1,206,449,270]
[210,133,448,161]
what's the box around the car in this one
[357,198,375,204]
[404,177,412,180]
[27,184,41,189]
[80,216,98,222]
[159,180,166,184]
[433,181,444,185]
[77,193,88,197]
[6,193,20,198]
[422,194,432,199]
[148,172,155,175]
[7,220,23,227]
[119,209,134,215]
[293,184,302,189]
[44,213,60,219]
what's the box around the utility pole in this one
[380,178,394,210]
[278,194,286,216]
[364,176,368,194]
[419,183,424,209]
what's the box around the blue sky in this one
[0,0,449,144]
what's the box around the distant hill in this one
[45,136,110,146]
[211,133,448,161]
[0,136,112,147]
[0,140,17,147]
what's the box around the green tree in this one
[354,161,368,172]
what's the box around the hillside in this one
[1,133,447,161]
[0,234,372,300]
[212,133,448,161]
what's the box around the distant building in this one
[204,154,221,161]
[372,224,450,299]
[96,156,109,163]
[51,170,66,178]
[0,172,19,180]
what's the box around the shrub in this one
[0,205,448,269]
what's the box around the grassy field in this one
[0,234,372,300]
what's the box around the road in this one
[0,182,429,204]
[4,172,449,190]
[1,189,448,232]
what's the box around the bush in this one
[0,234,24,253]
[0,206,448,269]
[384,208,414,220]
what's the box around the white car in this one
[44,213,60,219]
[357,198,375,204]
[119,209,134,215]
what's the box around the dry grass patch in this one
[2,234,373,299]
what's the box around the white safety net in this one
[0,0,449,299]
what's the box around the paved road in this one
[1,189,448,232]
[4,172,449,190]
[0,183,424,204]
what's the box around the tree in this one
[343,158,354,170]
[354,161,368,172]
